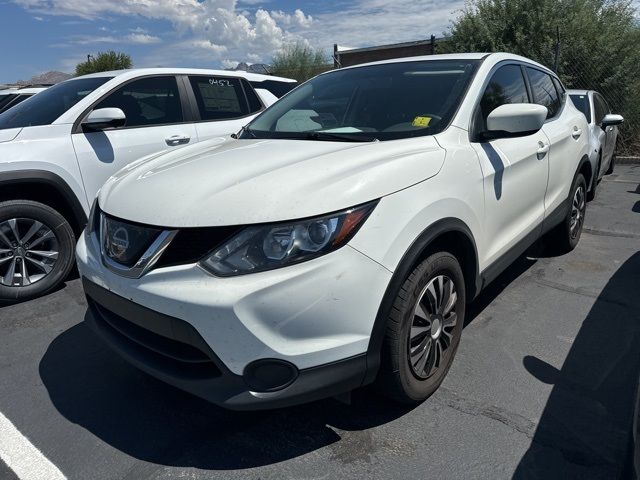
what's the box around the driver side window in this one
[479,65,529,130]
[95,76,183,128]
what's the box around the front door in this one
[72,75,198,202]
[471,64,549,267]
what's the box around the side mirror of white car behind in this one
[482,103,548,141]
[601,113,624,129]
[82,108,126,131]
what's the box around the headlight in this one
[199,201,377,276]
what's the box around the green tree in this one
[443,0,640,154]
[75,51,133,76]
[270,43,330,82]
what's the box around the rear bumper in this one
[83,278,367,410]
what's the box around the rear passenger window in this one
[95,76,183,128]
[242,79,263,114]
[189,76,249,120]
[526,68,561,119]
[479,65,529,127]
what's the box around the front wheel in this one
[376,252,466,404]
[0,200,75,303]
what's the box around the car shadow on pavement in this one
[38,317,417,470]
[513,251,640,479]
[37,250,542,471]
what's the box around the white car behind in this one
[568,89,624,199]
[0,68,296,301]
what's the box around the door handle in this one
[571,128,582,139]
[537,142,550,156]
[165,134,191,146]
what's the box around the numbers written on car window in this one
[209,78,233,87]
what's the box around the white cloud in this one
[70,33,161,45]
[126,33,162,44]
[221,59,239,69]
[16,0,467,67]
[270,9,313,28]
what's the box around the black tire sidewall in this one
[563,173,587,251]
[0,201,75,302]
[395,253,466,402]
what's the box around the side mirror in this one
[82,108,126,131]
[601,114,624,128]
[481,103,547,141]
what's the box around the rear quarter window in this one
[189,76,249,120]
[250,80,298,98]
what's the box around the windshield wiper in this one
[305,131,378,143]
[233,125,257,139]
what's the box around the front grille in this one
[155,225,242,268]
[89,298,222,379]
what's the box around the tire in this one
[376,252,466,404]
[0,200,75,302]
[605,152,616,175]
[547,173,587,254]
[587,155,600,202]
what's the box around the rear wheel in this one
[587,155,600,201]
[605,152,616,175]
[0,200,75,303]
[547,173,587,254]
[376,252,465,403]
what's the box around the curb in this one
[618,156,640,165]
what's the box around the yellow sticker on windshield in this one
[412,116,431,128]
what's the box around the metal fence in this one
[558,55,639,157]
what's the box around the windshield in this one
[242,60,479,141]
[0,77,112,130]
[570,94,591,123]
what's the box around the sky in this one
[1,0,638,83]
[0,0,468,83]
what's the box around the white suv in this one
[568,89,624,199]
[0,68,295,301]
[77,53,590,409]
[0,86,48,114]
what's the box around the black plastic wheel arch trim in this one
[362,217,479,386]
[0,170,87,230]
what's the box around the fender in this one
[362,217,480,385]
[0,170,87,230]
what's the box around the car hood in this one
[99,136,445,227]
[0,128,22,143]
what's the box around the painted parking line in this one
[0,411,66,480]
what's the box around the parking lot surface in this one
[1,165,639,480]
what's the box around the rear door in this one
[185,75,264,141]
[470,64,549,266]
[72,75,198,200]
[527,67,581,215]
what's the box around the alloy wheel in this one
[408,274,458,379]
[0,218,59,287]
[570,185,586,239]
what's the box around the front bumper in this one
[83,278,367,410]
[76,230,392,409]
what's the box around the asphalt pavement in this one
[1,165,639,480]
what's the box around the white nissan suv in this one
[77,53,590,409]
[0,68,295,301]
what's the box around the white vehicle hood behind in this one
[99,136,445,227]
